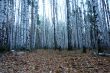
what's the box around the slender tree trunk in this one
[66,0,72,50]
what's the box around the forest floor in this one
[0,49,110,73]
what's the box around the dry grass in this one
[0,49,110,73]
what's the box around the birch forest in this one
[0,0,110,52]
[0,0,110,73]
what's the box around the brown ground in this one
[0,49,110,73]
